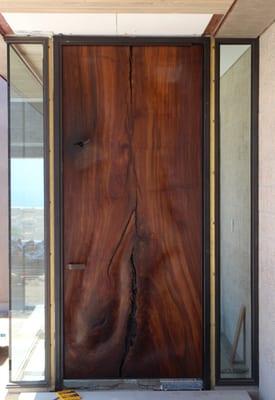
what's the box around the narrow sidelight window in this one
[8,39,49,383]
[216,40,258,384]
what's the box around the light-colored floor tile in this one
[17,390,251,400]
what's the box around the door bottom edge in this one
[63,378,203,391]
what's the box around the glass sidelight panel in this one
[217,42,258,382]
[8,42,48,382]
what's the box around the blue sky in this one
[11,158,44,208]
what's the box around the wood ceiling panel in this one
[0,13,12,35]
[204,14,224,35]
[0,0,233,14]
[0,36,7,78]
[217,0,275,37]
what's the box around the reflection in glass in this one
[9,44,46,381]
[219,44,252,379]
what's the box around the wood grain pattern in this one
[216,0,275,38]
[63,46,134,378]
[63,45,203,379]
[203,14,224,36]
[0,13,13,36]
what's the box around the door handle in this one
[66,263,86,270]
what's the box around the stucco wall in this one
[220,48,251,373]
[259,20,275,400]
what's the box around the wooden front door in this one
[62,44,203,380]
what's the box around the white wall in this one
[259,20,275,400]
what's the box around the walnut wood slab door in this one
[62,44,203,380]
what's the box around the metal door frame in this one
[5,35,50,388]
[53,35,211,390]
[215,38,259,387]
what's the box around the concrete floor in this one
[12,391,251,400]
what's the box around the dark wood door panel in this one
[62,45,135,378]
[62,44,203,379]
[122,46,203,378]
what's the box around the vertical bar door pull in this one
[66,263,86,270]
